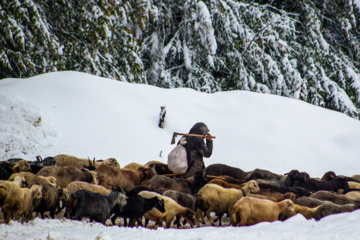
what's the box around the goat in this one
[65,189,127,225]
[37,166,98,188]
[95,165,154,192]
[205,164,249,180]
[195,180,260,226]
[2,184,43,224]
[138,190,195,228]
[230,197,294,226]
[163,189,208,228]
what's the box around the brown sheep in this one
[9,172,57,187]
[37,166,98,188]
[195,180,260,226]
[310,190,356,205]
[95,165,154,191]
[138,190,195,228]
[230,197,295,226]
[2,184,43,223]
[12,160,31,173]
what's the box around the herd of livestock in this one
[1,154,360,228]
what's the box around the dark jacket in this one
[182,122,213,178]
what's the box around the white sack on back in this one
[167,137,188,174]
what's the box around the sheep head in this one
[245,180,260,194]
[12,160,31,173]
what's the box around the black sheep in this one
[65,189,127,225]
[111,189,165,227]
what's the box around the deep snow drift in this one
[1,71,360,239]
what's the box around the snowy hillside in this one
[1,71,360,239]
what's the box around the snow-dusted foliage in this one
[0,0,360,119]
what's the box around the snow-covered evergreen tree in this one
[1,0,360,119]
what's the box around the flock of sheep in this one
[1,154,360,228]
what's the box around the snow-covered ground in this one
[1,71,360,239]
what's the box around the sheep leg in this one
[205,210,215,226]
[217,213,224,226]
[144,218,149,227]
[174,216,181,228]
[111,215,118,225]
[136,217,143,227]
[129,218,136,227]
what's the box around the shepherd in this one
[170,122,214,179]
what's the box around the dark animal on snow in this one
[205,164,249,181]
[65,189,127,224]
